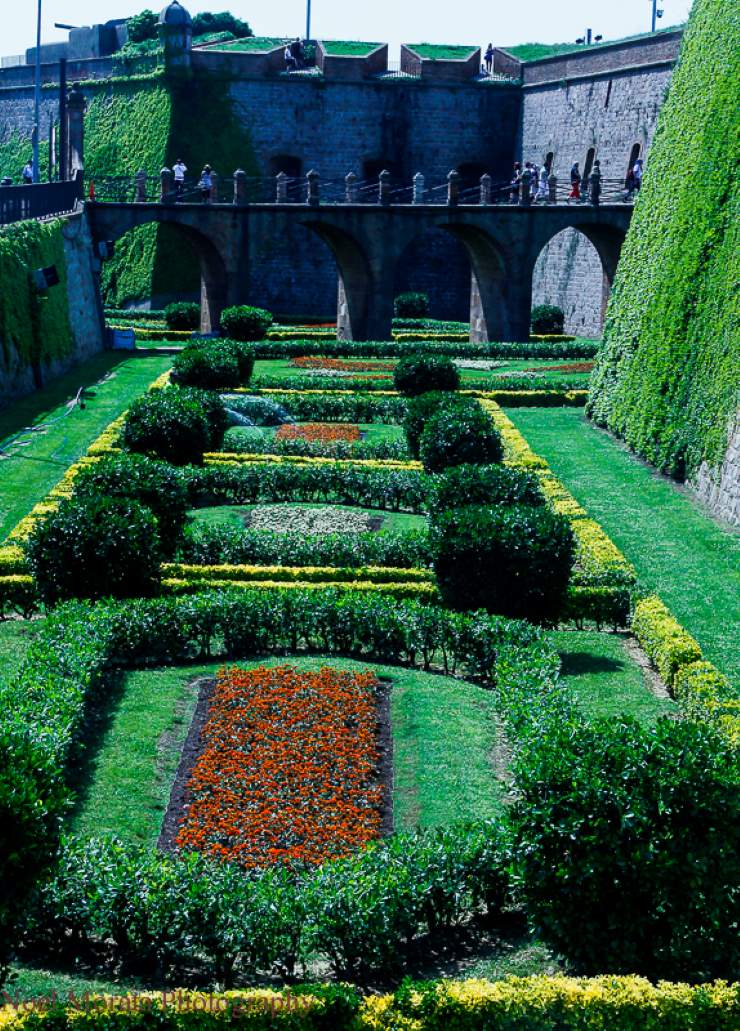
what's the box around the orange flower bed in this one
[292,357,396,372]
[275,422,361,443]
[176,665,383,867]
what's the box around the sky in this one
[2,0,693,60]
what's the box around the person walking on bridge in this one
[22,160,33,185]
[173,158,187,200]
[569,161,581,201]
[199,164,213,203]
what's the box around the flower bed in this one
[292,357,396,372]
[175,665,383,866]
[275,422,362,443]
[245,503,378,535]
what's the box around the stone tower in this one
[158,1,192,75]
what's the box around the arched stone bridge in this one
[87,199,633,340]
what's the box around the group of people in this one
[284,38,307,72]
[170,159,214,202]
[509,160,551,202]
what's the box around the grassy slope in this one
[551,630,674,723]
[507,408,740,685]
[0,355,171,539]
[70,657,504,844]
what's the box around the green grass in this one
[7,965,143,1002]
[0,618,44,692]
[70,665,210,845]
[550,630,674,723]
[189,503,427,534]
[72,657,502,846]
[507,408,740,685]
[321,40,382,56]
[359,423,404,443]
[0,354,172,540]
[408,43,477,60]
[210,36,287,52]
[503,25,685,63]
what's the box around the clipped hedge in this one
[393,353,460,396]
[588,0,740,480]
[250,339,600,360]
[632,595,703,688]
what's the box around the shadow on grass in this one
[65,669,126,823]
[559,650,624,678]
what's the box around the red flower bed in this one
[176,665,383,867]
[292,357,396,373]
[275,422,361,443]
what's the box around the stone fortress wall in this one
[0,26,683,329]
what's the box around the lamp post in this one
[306,0,312,42]
[650,0,665,32]
[32,0,42,182]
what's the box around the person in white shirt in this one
[633,158,644,191]
[172,158,187,200]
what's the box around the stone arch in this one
[393,228,472,321]
[532,222,626,336]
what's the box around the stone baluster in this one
[345,172,358,203]
[209,171,219,203]
[479,173,492,205]
[519,169,532,207]
[548,173,557,204]
[412,172,425,204]
[135,169,147,203]
[233,169,247,205]
[378,169,391,206]
[307,169,320,206]
[589,161,601,207]
[160,167,172,203]
[276,172,288,203]
[447,169,460,207]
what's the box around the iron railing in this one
[0,172,83,226]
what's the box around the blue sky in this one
[4,0,693,59]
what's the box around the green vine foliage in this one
[588,0,740,480]
[0,220,74,382]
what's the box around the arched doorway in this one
[393,228,472,322]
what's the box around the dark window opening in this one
[544,151,554,174]
[604,80,613,108]
[583,147,596,184]
[627,142,641,175]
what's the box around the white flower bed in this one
[246,504,377,535]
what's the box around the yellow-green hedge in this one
[161,563,433,585]
[204,452,421,470]
[163,577,440,602]
[0,977,736,1030]
[632,595,703,688]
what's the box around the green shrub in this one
[72,454,188,553]
[419,401,503,472]
[514,717,740,981]
[530,304,565,335]
[220,305,273,341]
[427,464,544,513]
[430,504,574,622]
[26,496,162,604]
[394,292,429,318]
[403,392,466,459]
[172,341,255,390]
[164,301,200,330]
[393,354,460,397]
[123,388,227,465]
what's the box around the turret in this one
[158,1,192,75]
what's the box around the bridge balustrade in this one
[0,172,84,226]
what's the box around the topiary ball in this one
[393,354,460,397]
[419,400,503,473]
[123,387,226,465]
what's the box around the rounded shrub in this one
[430,503,574,621]
[393,354,460,397]
[394,292,429,318]
[220,305,272,342]
[72,453,189,554]
[123,388,227,465]
[427,463,545,514]
[514,717,740,981]
[164,301,200,331]
[171,342,255,390]
[403,392,466,459]
[419,401,503,473]
[531,304,565,335]
[26,495,162,604]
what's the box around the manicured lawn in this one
[508,408,740,685]
[550,630,674,723]
[409,43,477,60]
[322,41,383,56]
[71,657,502,846]
[0,618,44,691]
[189,503,427,533]
[360,423,404,443]
[0,354,172,540]
[69,665,208,845]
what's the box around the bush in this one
[419,401,503,473]
[172,341,255,390]
[126,9,158,43]
[530,303,565,335]
[220,306,273,341]
[430,504,574,622]
[72,454,188,554]
[514,717,740,981]
[393,354,460,397]
[26,496,162,604]
[403,392,465,458]
[394,292,429,318]
[164,301,200,331]
[427,464,544,514]
[123,387,226,465]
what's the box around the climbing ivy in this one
[588,0,740,480]
[0,129,51,184]
[0,220,74,382]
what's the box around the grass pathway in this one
[0,353,171,540]
[507,408,740,685]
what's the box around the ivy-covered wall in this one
[588,0,739,485]
[0,220,74,396]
